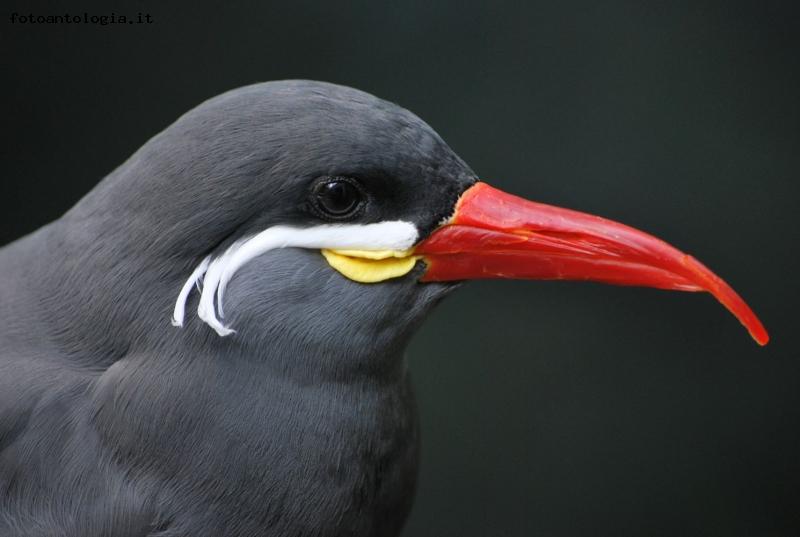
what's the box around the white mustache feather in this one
[171,222,418,336]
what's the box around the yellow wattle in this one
[321,249,420,283]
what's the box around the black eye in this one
[311,177,364,219]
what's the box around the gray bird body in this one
[0,81,474,536]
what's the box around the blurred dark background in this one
[3,1,799,535]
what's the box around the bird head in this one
[69,81,765,370]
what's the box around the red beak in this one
[415,182,769,346]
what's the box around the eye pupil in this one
[314,179,362,217]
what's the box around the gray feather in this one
[0,81,474,536]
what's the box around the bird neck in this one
[26,213,199,367]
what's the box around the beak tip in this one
[754,329,770,347]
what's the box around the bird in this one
[0,80,768,537]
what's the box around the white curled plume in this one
[171,222,419,336]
